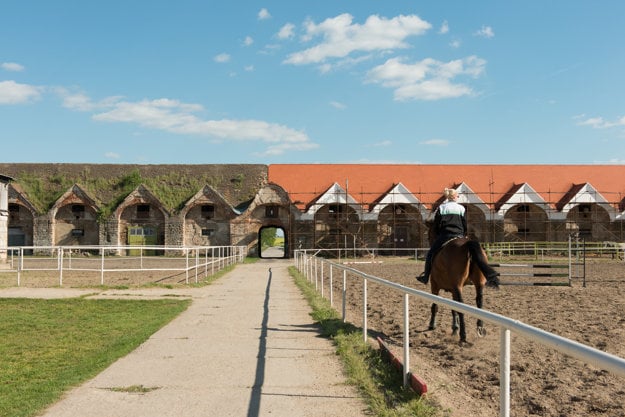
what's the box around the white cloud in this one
[330,101,346,110]
[0,80,42,104]
[55,87,124,111]
[105,151,120,159]
[214,53,231,63]
[475,25,494,38]
[284,13,431,66]
[370,140,392,147]
[2,62,24,72]
[84,96,316,155]
[277,23,295,40]
[439,20,449,34]
[420,139,450,146]
[243,36,254,46]
[256,141,319,156]
[576,115,625,129]
[258,8,271,20]
[244,65,255,72]
[450,39,461,48]
[366,55,486,101]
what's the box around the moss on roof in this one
[0,163,267,216]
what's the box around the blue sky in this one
[1,1,624,165]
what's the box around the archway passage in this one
[259,226,286,258]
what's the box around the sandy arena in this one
[328,257,625,417]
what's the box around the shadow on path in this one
[247,267,272,417]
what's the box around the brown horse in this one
[427,237,492,343]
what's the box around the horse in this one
[426,236,494,344]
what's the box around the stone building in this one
[179,185,237,247]
[269,164,625,254]
[1,163,625,259]
[50,185,100,246]
[0,174,13,262]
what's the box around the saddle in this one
[432,236,466,261]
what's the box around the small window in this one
[579,204,592,213]
[8,204,19,221]
[72,204,85,219]
[137,204,150,219]
[265,205,278,218]
[201,228,215,237]
[328,204,343,214]
[395,204,406,215]
[517,205,530,213]
[71,229,84,237]
[201,204,215,219]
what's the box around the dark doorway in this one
[259,226,286,258]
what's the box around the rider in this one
[417,188,499,287]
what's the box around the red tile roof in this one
[268,164,625,210]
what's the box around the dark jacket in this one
[433,200,467,238]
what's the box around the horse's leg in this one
[475,284,486,337]
[451,310,459,336]
[428,288,440,330]
[428,303,438,330]
[452,288,466,343]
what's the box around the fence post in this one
[195,249,199,283]
[320,260,324,298]
[403,293,410,388]
[500,328,511,417]
[362,278,368,343]
[314,257,318,291]
[329,263,334,307]
[101,250,105,285]
[17,247,22,286]
[568,235,572,287]
[185,248,189,284]
[342,269,347,323]
[59,247,63,287]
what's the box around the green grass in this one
[0,297,191,417]
[288,266,443,417]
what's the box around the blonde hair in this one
[444,188,458,200]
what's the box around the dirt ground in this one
[328,257,625,417]
[2,255,624,416]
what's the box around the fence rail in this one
[0,245,247,286]
[485,240,624,260]
[294,250,625,417]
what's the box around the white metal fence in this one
[294,250,625,417]
[0,245,246,286]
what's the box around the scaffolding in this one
[285,186,625,253]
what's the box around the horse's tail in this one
[466,240,499,286]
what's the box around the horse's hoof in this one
[477,326,487,337]
[428,325,436,331]
[451,329,458,336]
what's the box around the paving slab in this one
[38,259,370,417]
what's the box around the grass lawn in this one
[0,297,190,417]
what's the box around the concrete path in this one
[37,259,370,417]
